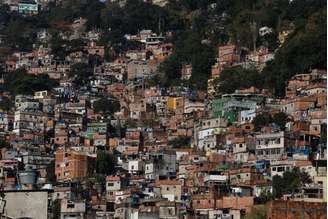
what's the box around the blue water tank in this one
[18,171,37,185]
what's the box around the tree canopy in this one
[216,66,263,94]
[253,112,272,132]
[253,112,289,131]
[263,8,327,96]
[93,97,120,116]
[272,112,289,130]
[0,96,13,111]
[272,167,312,198]
[96,151,117,175]
[168,136,191,148]
[3,68,58,95]
[68,63,93,86]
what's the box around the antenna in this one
[158,15,161,36]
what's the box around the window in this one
[271,149,276,154]
[277,167,284,172]
[67,203,75,208]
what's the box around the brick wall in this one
[267,200,326,219]
[216,196,254,213]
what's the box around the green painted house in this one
[212,93,265,123]
[18,1,39,15]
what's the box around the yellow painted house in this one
[167,97,178,111]
[167,97,184,111]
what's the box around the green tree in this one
[3,16,38,51]
[159,30,215,90]
[253,112,272,131]
[4,68,58,95]
[0,139,10,149]
[168,136,191,148]
[100,0,166,36]
[0,97,13,111]
[217,66,263,94]
[46,160,56,184]
[49,32,69,59]
[83,0,105,29]
[67,38,86,53]
[96,151,117,175]
[272,112,289,130]
[230,9,258,50]
[272,167,312,198]
[69,63,92,86]
[263,8,327,96]
[93,97,120,116]
[52,199,61,219]
[158,54,182,87]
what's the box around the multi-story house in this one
[255,131,287,161]
[55,147,93,182]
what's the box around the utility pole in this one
[250,21,257,52]
[158,15,162,36]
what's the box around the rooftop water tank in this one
[18,170,37,185]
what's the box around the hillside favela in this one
[0,0,326,218]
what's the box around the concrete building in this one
[255,131,286,161]
[3,190,50,219]
[60,198,86,219]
